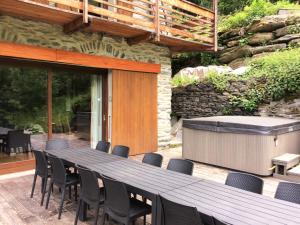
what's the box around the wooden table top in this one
[161,179,300,225]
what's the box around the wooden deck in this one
[0,0,217,52]
[0,147,288,225]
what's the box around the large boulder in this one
[272,34,300,43]
[289,38,300,47]
[248,32,274,45]
[274,24,300,37]
[175,66,233,81]
[228,58,248,69]
[250,43,287,55]
[219,45,252,64]
[219,28,246,40]
[247,15,289,33]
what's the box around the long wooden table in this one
[46,148,300,225]
[46,147,200,225]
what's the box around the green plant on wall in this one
[219,0,300,32]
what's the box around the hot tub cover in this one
[183,116,300,135]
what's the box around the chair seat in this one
[66,173,80,185]
[129,198,151,219]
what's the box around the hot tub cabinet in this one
[183,116,300,176]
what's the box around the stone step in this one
[287,165,300,176]
[272,153,300,170]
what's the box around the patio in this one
[0,147,285,225]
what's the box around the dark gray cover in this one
[183,116,300,135]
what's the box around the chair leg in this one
[45,181,53,209]
[94,204,100,225]
[41,177,48,206]
[74,199,81,225]
[58,187,66,219]
[69,186,72,199]
[41,178,45,193]
[100,212,106,225]
[74,184,78,202]
[30,173,37,198]
[143,215,146,225]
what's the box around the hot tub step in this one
[287,165,300,176]
[272,153,300,177]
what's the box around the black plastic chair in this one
[275,182,300,204]
[74,166,104,225]
[46,138,69,150]
[30,149,51,206]
[45,155,80,219]
[5,130,31,154]
[95,140,111,153]
[101,176,151,225]
[160,195,204,225]
[167,159,194,175]
[111,145,130,158]
[225,172,264,194]
[142,153,163,167]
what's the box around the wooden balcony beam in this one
[127,33,155,46]
[63,16,92,34]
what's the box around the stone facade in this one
[0,15,172,148]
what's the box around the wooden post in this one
[154,0,160,42]
[47,69,53,140]
[213,0,218,52]
[83,0,88,24]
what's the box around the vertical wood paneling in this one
[112,70,157,155]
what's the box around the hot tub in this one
[183,116,300,176]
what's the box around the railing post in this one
[83,0,89,24]
[213,0,218,52]
[154,0,160,42]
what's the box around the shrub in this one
[171,74,199,87]
[219,0,300,32]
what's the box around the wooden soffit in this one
[0,42,161,73]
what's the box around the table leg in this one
[156,196,163,225]
[78,201,88,221]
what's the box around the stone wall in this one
[0,15,172,148]
[218,14,300,69]
[172,81,248,119]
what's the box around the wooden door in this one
[111,70,157,155]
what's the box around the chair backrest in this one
[32,149,48,178]
[275,182,300,204]
[46,138,69,150]
[160,195,203,225]
[95,141,111,153]
[47,154,66,186]
[78,166,101,204]
[167,159,194,175]
[102,176,130,217]
[7,130,28,149]
[142,153,163,167]
[111,145,129,158]
[225,172,264,194]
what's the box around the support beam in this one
[47,69,53,140]
[63,16,91,34]
[213,0,218,52]
[154,0,160,41]
[127,33,155,46]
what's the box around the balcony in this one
[0,0,217,52]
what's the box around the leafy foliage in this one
[0,67,91,133]
[219,0,300,32]
[208,48,300,112]
[171,74,199,87]
[172,52,218,76]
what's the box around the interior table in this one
[160,179,300,225]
